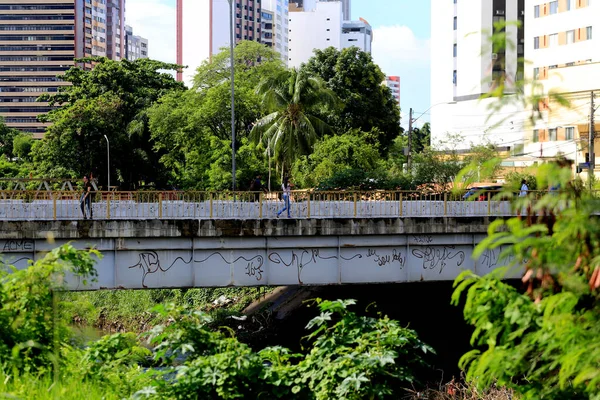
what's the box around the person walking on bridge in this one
[277,177,292,218]
[80,175,94,219]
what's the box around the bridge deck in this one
[0,190,527,220]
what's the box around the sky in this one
[125,0,431,128]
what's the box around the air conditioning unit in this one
[496,10,505,15]
[492,53,498,60]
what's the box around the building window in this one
[549,33,558,47]
[453,16,457,30]
[549,1,558,14]
[453,70,457,85]
[533,129,539,143]
[549,128,557,141]
[534,36,539,49]
[534,5,540,17]
[587,26,592,40]
[453,43,457,57]
[565,127,574,140]
[567,29,575,44]
[533,67,540,79]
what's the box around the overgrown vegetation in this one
[0,246,434,399]
[452,163,600,399]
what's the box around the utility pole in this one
[228,0,236,191]
[407,108,413,171]
[589,91,595,188]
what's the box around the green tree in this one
[452,163,600,399]
[411,122,431,155]
[149,41,283,189]
[0,245,98,371]
[292,129,383,188]
[12,133,33,162]
[32,58,184,189]
[251,68,337,175]
[302,47,402,152]
[0,116,20,159]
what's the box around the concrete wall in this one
[0,217,516,290]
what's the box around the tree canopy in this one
[32,57,184,189]
[302,47,402,152]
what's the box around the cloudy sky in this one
[125,0,431,127]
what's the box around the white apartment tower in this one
[523,0,600,166]
[288,1,343,68]
[430,0,526,150]
[261,0,289,65]
[341,18,372,53]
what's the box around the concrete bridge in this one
[0,217,517,290]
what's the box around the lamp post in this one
[227,0,236,191]
[103,135,110,190]
[407,101,456,171]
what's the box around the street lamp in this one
[407,101,456,170]
[103,135,110,190]
[227,0,236,191]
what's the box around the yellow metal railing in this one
[0,189,579,220]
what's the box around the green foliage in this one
[0,116,20,159]
[12,133,33,162]
[292,129,383,188]
[149,42,282,189]
[0,245,99,372]
[81,332,152,379]
[291,299,434,400]
[33,57,184,189]
[141,299,432,399]
[412,147,464,187]
[302,47,402,152]
[504,171,537,191]
[452,164,600,399]
[251,68,338,174]
[62,287,263,333]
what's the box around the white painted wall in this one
[288,1,342,68]
[262,0,289,65]
[181,0,209,86]
[341,20,372,53]
[525,0,599,79]
[431,0,525,150]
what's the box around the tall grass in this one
[60,287,269,333]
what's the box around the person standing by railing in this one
[277,176,292,218]
[80,175,94,219]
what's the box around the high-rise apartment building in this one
[261,0,289,65]
[341,18,372,52]
[106,0,125,61]
[431,0,599,173]
[288,1,342,68]
[430,0,526,151]
[125,25,148,61]
[385,76,400,107]
[176,0,262,86]
[288,0,371,69]
[0,0,126,137]
[522,0,599,167]
[0,1,75,137]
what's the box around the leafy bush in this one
[452,163,600,399]
[143,299,433,399]
[0,245,98,372]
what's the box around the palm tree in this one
[251,69,338,175]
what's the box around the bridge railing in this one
[0,189,567,220]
